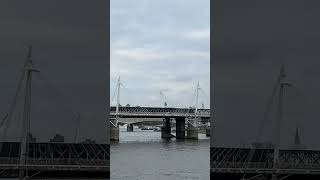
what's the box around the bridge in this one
[110,106,210,118]
[0,142,109,178]
[211,146,320,179]
[211,65,320,179]
[109,106,210,141]
[0,47,109,179]
[109,77,210,141]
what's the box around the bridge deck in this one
[0,142,109,178]
[211,147,320,175]
[110,106,210,118]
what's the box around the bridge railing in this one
[0,157,19,164]
[211,161,273,169]
[211,147,320,170]
[27,158,108,166]
[0,157,108,166]
[212,161,320,170]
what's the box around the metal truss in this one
[0,142,109,171]
[110,106,210,118]
[211,147,320,175]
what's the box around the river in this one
[111,127,209,180]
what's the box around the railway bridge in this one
[110,76,210,141]
[211,146,320,180]
[109,106,210,141]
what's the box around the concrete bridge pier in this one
[187,126,198,139]
[206,126,210,137]
[186,120,198,139]
[161,117,172,139]
[110,119,119,141]
[175,117,185,139]
[127,124,133,132]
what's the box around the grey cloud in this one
[111,0,210,108]
[0,0,109,143]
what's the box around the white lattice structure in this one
[110,106,210,118]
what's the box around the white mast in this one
[272,64,290,180]
[195,82,200,115]
[160,90,168,107]
[189,81,201,128]
[115,76,121,126]
[19,45,39,180]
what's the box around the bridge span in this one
[117,118,163,124]
[211,146,320,179]
[109,106,210,141]
[0,142,109,178]
[110,106,210,118]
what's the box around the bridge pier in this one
[110,119,119,141]
[161,117,172,139]
[186,122,198,139]
[187,127,198,139]
[127,124,133,132]
[206,126,210,137]
[175,117,185,139]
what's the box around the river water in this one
[111,127,209,180]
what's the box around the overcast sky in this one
[212,0,320,149]
[0,0,108,143]
[111,0,210,108]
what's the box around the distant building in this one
[50,134,64,143]
[290,128,306,150]
[27,133,36,142]
[251,141,274,149]
[81,138,96,144]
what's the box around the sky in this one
[110,0,210,108]
[212,0,320,149]
[0,0,109,143]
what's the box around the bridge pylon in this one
[110,76,122,141]
[185,82,202,139]
[110,118,119,141]
[186,123,198,139]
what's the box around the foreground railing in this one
[212,162,320,170]
[0,158,108,166]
